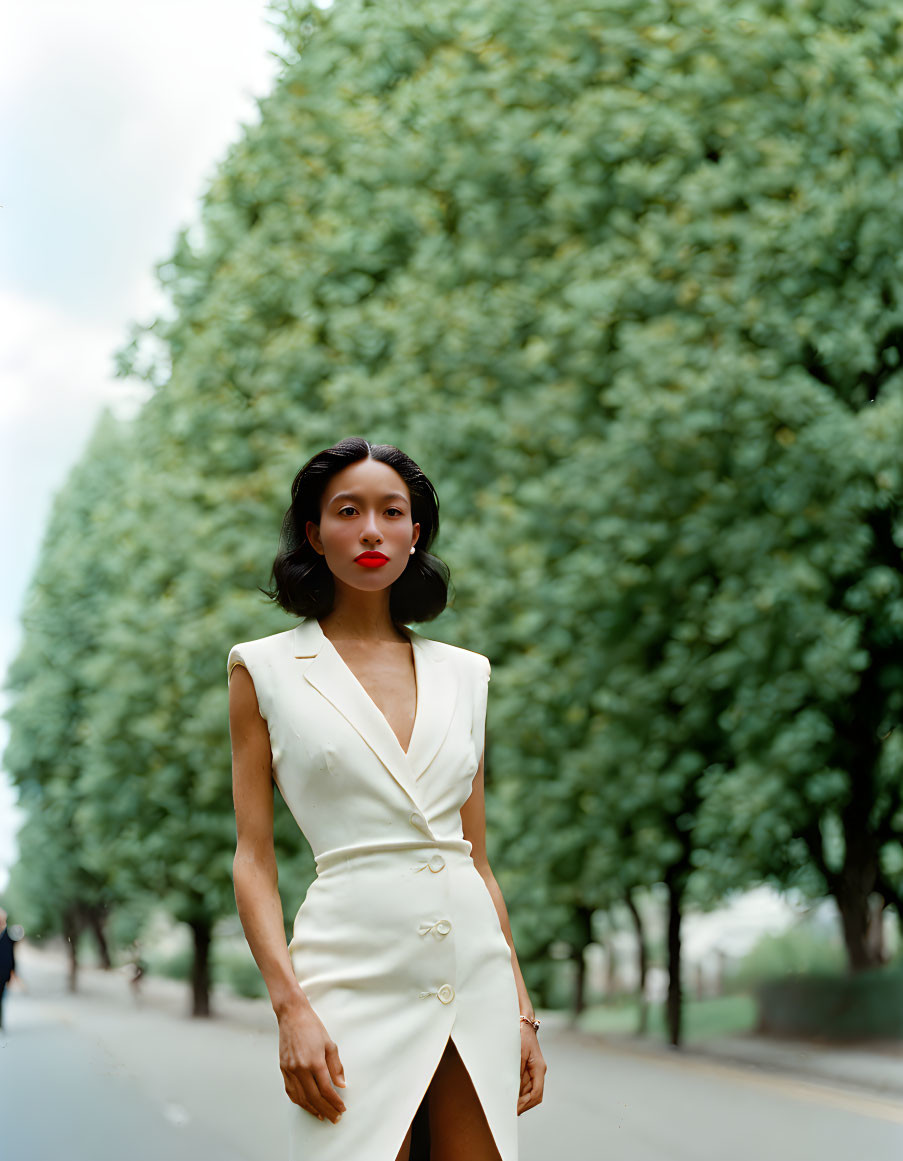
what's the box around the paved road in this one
[2,948,902,1161]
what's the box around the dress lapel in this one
[291,618,458,804]
[406,634,458,782]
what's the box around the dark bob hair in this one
[264,437,450,623]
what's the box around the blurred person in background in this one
[0,906,20,1030]
[126,938,147,1002]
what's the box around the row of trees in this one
[5,0,903,1043]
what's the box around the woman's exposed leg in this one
[428,1038,503,1161]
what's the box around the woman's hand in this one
[277,1002,347,1124]
[517,1023,547,1114]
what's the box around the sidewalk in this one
[691,1033,903,1099]
[558,1007,903,1101]
[12,939,279,1031]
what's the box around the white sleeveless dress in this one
[227,617,520,1161]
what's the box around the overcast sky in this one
[0,0,288,890]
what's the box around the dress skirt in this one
[287,839,521,1161]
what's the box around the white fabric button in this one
[437,984,455,1004]
[418,918,452,938]
[409,811,426,831]
[428,854,445,872]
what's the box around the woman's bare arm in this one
[229,663,302,1017]
[229,663,346,1124]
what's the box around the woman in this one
[228,437,546,1161]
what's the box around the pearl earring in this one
[410,546,416,555]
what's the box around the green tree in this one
[3,412,133,984]
[74,399,315,1016]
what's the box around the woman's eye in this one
[336,505,403,516]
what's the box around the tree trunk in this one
[866,894,886,965]
[624,889,649,1036]
[822,613,893,974]
[188,918,212,1017]
[572,943,587,1019]
[803,802,884,974]
[87,906,112,969]
[63,907,80,993]
[665,872,683,1048]
[835,821,880,973]
[571,905,594,1018]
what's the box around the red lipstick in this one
[355,551,389,568]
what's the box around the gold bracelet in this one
[519,1014,540,1032]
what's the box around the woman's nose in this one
[361,513,382,541]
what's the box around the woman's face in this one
[306,457,420,595]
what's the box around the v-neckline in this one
[318,622,421,759]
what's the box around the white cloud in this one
[0,289,132,426]
[1,1,285,319]
[0,289,147,634]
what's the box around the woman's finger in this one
[517,1055,546,1113]
[528,1070,545,1109]
[282,1069,318,1118]
[313,1063,346,1117]
[527,1057,547,1110]
[325,1041,347,1092]
[299,1070,341,1123]
[517,1061,532,1113]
